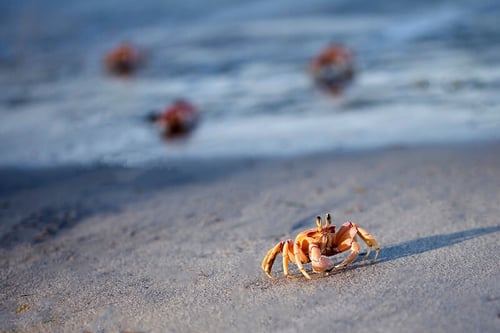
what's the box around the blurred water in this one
[0,0,499,166]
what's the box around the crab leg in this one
[281,240,295,277]
[334,239,360,269]
[293,241,312,280]
[261,240,286,278]
[354,224,380,263]
[332,222,360,270]
[261,239,297,278]
[309,244,335,273]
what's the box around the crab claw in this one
[309,244,335,273]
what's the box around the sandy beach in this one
[1,142,499,332]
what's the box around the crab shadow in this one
[372,225,500,264]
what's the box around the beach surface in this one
[1,142,499,332]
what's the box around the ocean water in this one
[0,0,499,167]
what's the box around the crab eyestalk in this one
[315,216,323,232]
[325,213,332,227]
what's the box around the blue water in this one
[1,0,499,166]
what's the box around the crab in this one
[310,45,355,95]
[104,42,144,76]
[148,99,199,138]
[261,213,380,279]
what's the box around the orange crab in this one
[310,44,355,95]
[104,42,144,76]
[147,99,199,138]
[261,213,379,279]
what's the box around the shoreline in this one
[1,141,499,332]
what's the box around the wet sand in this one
[1,142,499,332]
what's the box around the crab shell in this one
[261,213,379,280]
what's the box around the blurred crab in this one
[261,213,379,279]
[104,42,144,76]
[147,99,199,138]
[310,44,355,95]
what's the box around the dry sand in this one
[1,142,499,332]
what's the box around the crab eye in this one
[325,213,331,226]
[316,216,323,229]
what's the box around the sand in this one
[1,142,499,332]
